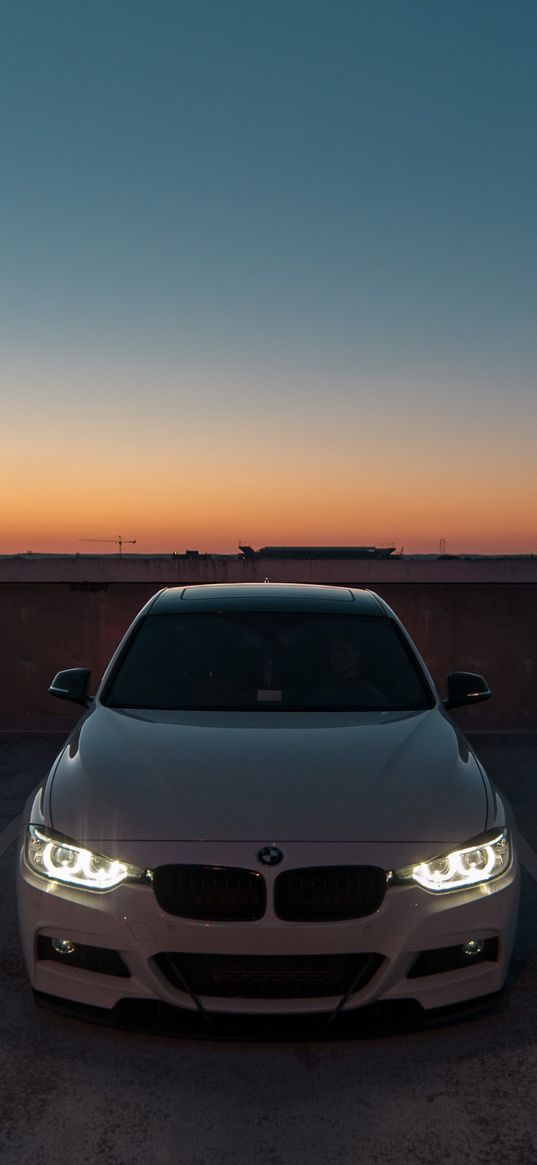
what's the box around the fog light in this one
[51,938,76,956]
[462,939,485,958]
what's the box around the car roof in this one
[151,583,386,615]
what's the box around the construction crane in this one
[79,535,137,556]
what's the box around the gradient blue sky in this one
[1,1,536,553]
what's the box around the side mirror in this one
[443,671,491,711]
[49,668,93,707]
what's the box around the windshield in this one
[102,612,434,712]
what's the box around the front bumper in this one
[17,843,520,1017]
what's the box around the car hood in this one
[46,705,490,847]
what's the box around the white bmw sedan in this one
[17,583,519,1025]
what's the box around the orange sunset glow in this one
[2,417,536,557]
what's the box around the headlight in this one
[25,825,146,891]
[395,829,511,893]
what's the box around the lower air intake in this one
[154,951,383,999]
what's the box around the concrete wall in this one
[1,555,536,731]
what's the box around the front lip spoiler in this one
[32,989,506,1041]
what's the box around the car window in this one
[102,612,434,711]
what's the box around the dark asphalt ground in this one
[1,732,537,1165]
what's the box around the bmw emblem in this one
[258,845,284,866]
